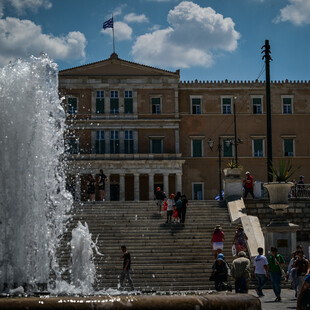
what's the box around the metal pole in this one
[234,102,238,165]
[219,136,223,200]
[263,39,273,182]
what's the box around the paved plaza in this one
[248,289,298,310]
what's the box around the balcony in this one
[67,153,183,161]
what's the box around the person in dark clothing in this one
[118,245,135,291]
[211,253,230,291]
[181,194,188,224]
[98,169,108,201]
[87,174,96,202]
[174,192,181,204]
[154,187,166,213]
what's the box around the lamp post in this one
[208,137,223,201]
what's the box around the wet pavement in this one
[248,289,297,310]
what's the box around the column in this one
[176,172,182,194]
[105,173,110,201]
[119,174,125,201]
[134,173,140,201]
[148,173,154,200]
[75,173,81,201]
[163,173,169,196]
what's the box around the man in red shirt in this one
[243,171,255,199]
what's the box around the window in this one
[67,97,77,114]
[222,97,232,114]
[95,131,105,154]
[283,138,294,157]
[193,183,203,200]
[253,139,264,157]
[151,97,161,114]
[110,90,119,114]
[124,130,134,154]
[191,97,201,114]
[151,139,162,154]
[96,91,105,114]
[110,130,119,154]
[192,139,202,157]
[223,139,233,157]
[252,97,262,114]
[124,90,133,114]
[282,97,293,114]
[66,138,79,154]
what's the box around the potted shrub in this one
[264,160,299,213]
[223,160,243,177]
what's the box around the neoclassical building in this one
[59,53,310,201]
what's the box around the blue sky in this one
[0,0,309,82]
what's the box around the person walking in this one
[98,169,108,201]
[243,171,255,199]
[268,246,285,302]
[231,251,251,294]
[253,247,269,297]
[233,224,248,254]
[118,245,135,291]
[166,194,175,223]
[211,225,225,259]
[87,174,96,202]
[211,253,230,291]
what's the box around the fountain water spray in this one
[0,55,72,292]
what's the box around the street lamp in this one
[208,137,223,201]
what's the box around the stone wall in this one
[244,199,310,247]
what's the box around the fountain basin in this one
[0,293,261,310]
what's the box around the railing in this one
[289,184,310,199]
[261,183,310,199]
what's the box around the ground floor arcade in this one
[66,159,185,201]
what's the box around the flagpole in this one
[112,14,115,53]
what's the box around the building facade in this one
[59,53,310,201]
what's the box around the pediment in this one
[59,53,179,79]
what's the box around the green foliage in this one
[268,159,299,182]
[226,160,243,170]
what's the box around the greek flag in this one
[103,17,113,29]
[215,191,224,201]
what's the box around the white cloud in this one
[0,17,86,67]
[102,21,133,41]
[124,13,149,23]
[274,0,310,26]
[132,1,240,68]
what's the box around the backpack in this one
[176,199,182,209]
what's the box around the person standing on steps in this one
[118,245,135,291]
[253,247,269,297]
[154,186,166,213]
[268,246,285,302]
[98,169,108,201]
[181,194,188,225]
[243,171,255,199]
[166,193,175,223]
[211,225,225,259]
[87,174,96,203]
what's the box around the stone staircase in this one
[57,201,241,292]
